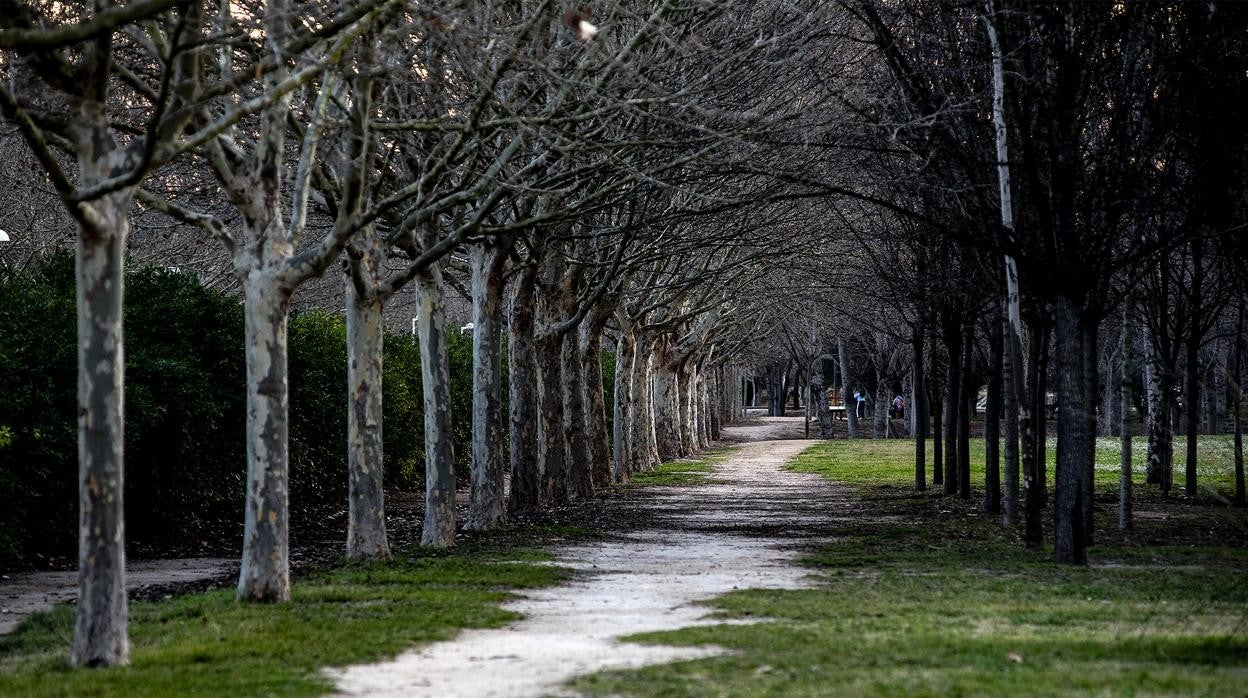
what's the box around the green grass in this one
[0,533,572,697]
[624,446,735,487]
[573,438,1248,697]
[790,435,1242,499]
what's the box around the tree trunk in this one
[563,333,593,498]
[840,339,859,438]
[345,284,390,558]
[932,373,944,488]
[508,265,542,517]
[1082,322,1099,546]
[874,366,889,439]
[581,319,612,488]
[1184,240,1203,498]
[1002,306,1021,526]
[1234,296,1245,507]
[1053,294,1088,564]
[612,331,636,481]
[654,360,682,459]
[537,332,568,505]
[1120,301,1134,531]
[985,307,1003,515]
[943,319,961,495]
[415,268,456,547]
[1022,315,1048,548]
[237,273,293,601]
[912,327,927,490]
[72,196,130,667]
[1144,330,1175,493]
[466,244,507,530]
[958,325,973,500]
[631,342,658,472]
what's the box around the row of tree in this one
[1,0,837,668]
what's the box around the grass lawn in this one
[0,530,577,697]
[623,446,736,487]
[573,437,1248,697]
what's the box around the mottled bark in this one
[508,264,542,516]
[653,360,681,459]
[580,319,612,488]
[345,282,390,559]
[72,191,131,667]
[563,334,593,499]
[238,273,293,601]
[466,244,507,530]
[537,332,568,505]
[415,267,456,547]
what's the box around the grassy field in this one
[573,437,1248,697]
[790,435,1243,497]
[0,530,576,697]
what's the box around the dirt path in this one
[330,417,843,697]
[0,557,236,635]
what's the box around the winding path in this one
[329,417,843,697]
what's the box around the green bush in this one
[0,258,464,568]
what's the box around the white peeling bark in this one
[72,190,131,667]
[345,281,390,560]
[466,244,507,530]
[653,356,681,460]
[415,266,456,547]
[237,271,293,601]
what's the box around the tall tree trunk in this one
[1082,323,1099,546]
[1053,294,1088,564]
[612,331,636,482]
[72,195,131,666]
[653,360,682,459]
[1144,330,1175,493]
[943,319,962,495]
[581,319,612,488]
[874,363,889,439]
[466,244,507,530]
[1234,295,1245,507]
[1120,301,1134,531]
[1023,315,1048,547]
[932,373,944,487]
[1184,238,1203,497]
[912,327,927,490]
[237,273,293,601]
[508,265,541,516]
[985,308,1003,515]
[840,339,859,438]
[1002,306,1021,526]
[537,332,568,505]
[415,268,456,547]
[958,325,973,500]
[563,334,593,498]
[345,283,390,558]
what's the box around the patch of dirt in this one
[0,558,237,635]
[329,417,847,698]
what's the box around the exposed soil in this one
[329,417,844,698]
[0,558,237,635]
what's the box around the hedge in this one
[0,256,476,569]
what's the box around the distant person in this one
[854,388,867,419]
[891,394,904,419]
